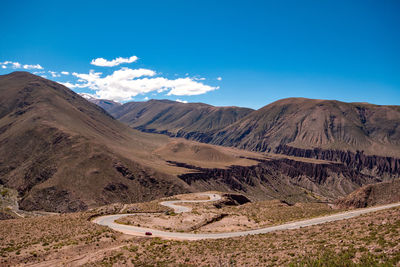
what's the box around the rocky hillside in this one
[208,98,400,156]
[0,72,191,212]
[209,97,400,178]
[104,97,400,179]
[103,98,400,158]
[108,99,253,141]
[335,179,400,209]
[2,73,398,212]
[169,155,383,203]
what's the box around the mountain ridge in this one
[100,96,400,158]
[2,72,399,213]
[108,99,254,140]
[0,72,192,212]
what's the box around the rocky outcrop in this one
[168,156,381,201]
[223,193,251,205]
[335,179,400,209]
[214,193,251,208]
[275,145,400,177]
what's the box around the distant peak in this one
[79,93,99,100]
[148,99,176,103]
[4,71,38,78]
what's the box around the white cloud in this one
[0,61,20,69]
[12,62,21,68]
[23,64,43,70]
[59,81,89,89]
[61,71,69,75]
[48,71,61,77]
[217,77,222,81]
[0,61,42,70]
[59,82,77,88]
[68,67,218,101]
[91,56,138,67]
[144,97,149,100]
[176,99,188,103]
[166,78,218,96]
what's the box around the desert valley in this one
[0,72,399,266]
[1,1,399,265]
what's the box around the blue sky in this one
[0,0,399,109]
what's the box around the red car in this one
[145,232,152,236]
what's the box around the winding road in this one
[159,193,221,213]
[93,193,400,240]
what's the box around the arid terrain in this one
[335,179,400,209]
[0,72,399,266]
[107,97,400,158]
[2,1,399,266]
[0,191,399,266]
[116,192,336,234]
[3,72,398,214]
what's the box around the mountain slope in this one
[108,99,253,141]
[335,179,400,209]
[106,97,400,158]
[2,73,397,212]
[207,98,400,178]
[209,98,400,156]
[0,72,193,212]
[102,97,400,178]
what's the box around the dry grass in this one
[97,206,400,266]
[0,213,122,265]
[220,199,335,226]
[0,203,399,266]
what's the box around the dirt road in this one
[93,194,400,240]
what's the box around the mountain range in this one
[104,95,400,179]
[107,97,400,157]
[108,99,253,141]
[1,71,399,212]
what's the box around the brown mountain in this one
[1,73,398,212]
[208,98,400,156]
[107,97,400,158]
[0,72,196,212]
[335,179,400,209]
[1,72,322,211]
[108,99,253,141]
[106,97,400,178]
[80,94,122,112]
[208,98,400,178]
